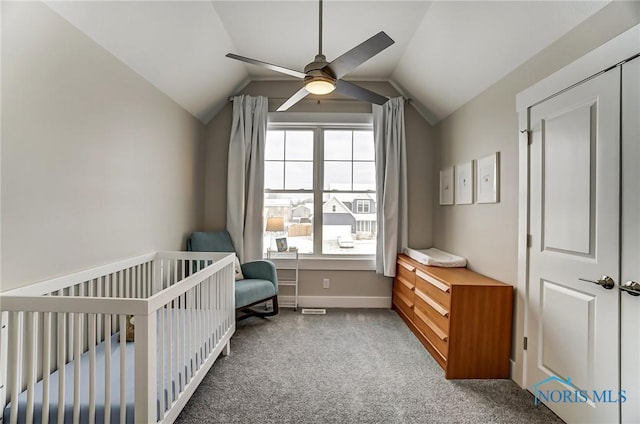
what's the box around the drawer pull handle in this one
[416,270,450,293]
[396,292,414,310]
[397,276,415,291]
[415,289,449,317]
[415,309,448,342]
[399,261,416,272]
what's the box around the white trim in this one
[278,295,391,309]
[266,254,377,272]
[515,23,640,390]
[281,256,376,271]
[516,25,640,112]
[268,112,372,126]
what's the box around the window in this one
[264,126,377,256]
[355,199,370,213]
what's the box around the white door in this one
[621,57,640,424]
[527,68,621,423]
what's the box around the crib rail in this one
[0,251,235,424]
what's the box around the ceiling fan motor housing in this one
[304,54,336,85]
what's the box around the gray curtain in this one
[373,97,408,277]
[227,95,268,262]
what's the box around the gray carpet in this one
[176,309,563,424]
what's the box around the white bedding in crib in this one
[404,247,467,267]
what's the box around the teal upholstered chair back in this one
[187,231,236,253]
[186,231,279,320]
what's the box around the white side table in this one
[267,248,299,311]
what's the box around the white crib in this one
[0,251,235,424]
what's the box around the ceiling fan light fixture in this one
[304,75,336,95]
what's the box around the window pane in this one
[353,162,376,191]
[266,131,285,160]
[353,131,374,160]
[264,161,284,190]
[264,193,313,254]
[284,161,313,190]
[324,131,352,160]
[285,131,313,160]
[324,161,352,190]
[322,193,376,255]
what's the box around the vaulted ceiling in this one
[44,1,608,125]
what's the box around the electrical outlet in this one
[322,278,330,289]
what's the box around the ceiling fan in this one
[226,0,394,111]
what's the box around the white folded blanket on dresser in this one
[403,247,467,267]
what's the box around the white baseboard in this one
[278,295,391,309]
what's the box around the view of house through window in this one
[263,127,377,255]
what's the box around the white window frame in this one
[355,199,370,213]
[265,114,376,269]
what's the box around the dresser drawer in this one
[414,306,448,361]
[414,289,449,335]
[397,259,416,288]
[416,269,450,308]
[393,282,414,320]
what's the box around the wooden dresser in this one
[392,254,513,379]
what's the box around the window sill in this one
[265,255,376,271]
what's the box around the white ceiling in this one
[44,1,609,124]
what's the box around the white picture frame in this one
[476,152,500,203]
[455,161,474,204]
[439,166,454,205]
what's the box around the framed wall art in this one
[476,152,500,204]
[439,166,454,205]
[455,161,474,204]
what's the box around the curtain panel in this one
[373,97,408,277]
[227,95,268,262]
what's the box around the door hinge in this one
[521,129,532,145]
[527,234,532,248]
[524,337,528,350]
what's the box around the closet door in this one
[621,56,640,424]
[527,67,621,423]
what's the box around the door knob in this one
[578,276,615,290]
[620,281,640,297]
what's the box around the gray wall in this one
[433,1,640,285]
[1,2,205,291]
[203,80,436,298]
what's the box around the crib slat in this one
[168,303,174,405]
[73,312,81,424]
[88,314,96,424]
[10,312,22,424]
[119,315,126,424]
[173,259,178,288]
[158,307,166,415]
[187,289,193,381]
[173,298,179,396]
[41,312,51,424]
[104,315,111,424]
[57,313,66,424]
[0,312,9,418]
[25,312,37,424]
[97,278,103,342]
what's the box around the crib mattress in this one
[403,247,467,268]
[2,310,220,424]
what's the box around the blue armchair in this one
[186,231,279,321]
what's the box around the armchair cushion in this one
[235,279,277,310]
